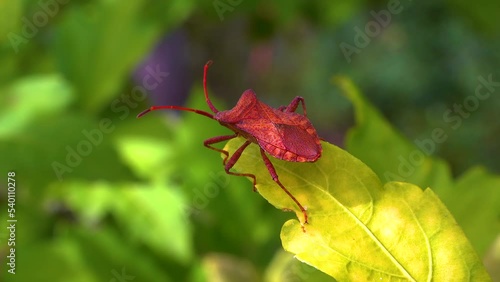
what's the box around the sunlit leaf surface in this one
[224,138,490,281]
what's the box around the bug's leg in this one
[259,148,308,225]
[204,134,238,164]
[284,96,307,116]
[223,140,258,191]
[205,136,258,191]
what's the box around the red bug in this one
[137,61,322,225]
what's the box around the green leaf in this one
[113,182,193,264]
[338,76,500,256]
[0,74,74,138]
[224,138,490,281]
[49,180,193,264]
[53,0,162,113]
[338,76,453,189]
[442,167,500,256]
[115,136,175,181]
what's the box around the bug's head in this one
[137,60,219,119]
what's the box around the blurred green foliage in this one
[0,0,499,281]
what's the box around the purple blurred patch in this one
[133,29,193,107]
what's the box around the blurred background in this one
[0,0,499,281]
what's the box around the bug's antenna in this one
[204,60,219,113]
[137,60,219,119]
[136,106,215,119]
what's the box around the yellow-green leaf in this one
[224,138,490,281]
